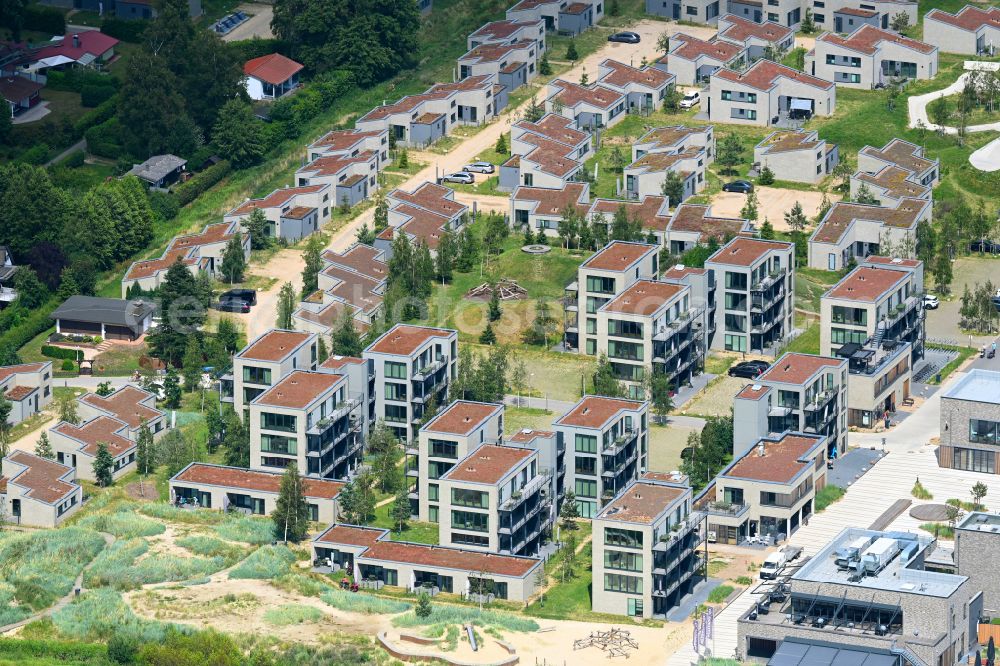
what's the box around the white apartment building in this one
[708,60,835,126]
[716,14,795,56]
[306,128,389,165]
[806,25,937,88]
[363,324,458,442]
[317,354,375,441]
[544,79,627,130]
[623,147,707,202]
[663,203,752,255]
[511,182,590,237]
[565,241,660,354]
[457,40,538,92]
[658,32,745,85]
[506,0,602,34]
[293,244,385,341]
[0,451,81,528]
[733,352,849,459]
[0,361,52,426]
[377,182,469,257]
[924,5,1000,55]
[808,197,930,271]
[753,129,839,184]
[662,263,719,350]
[467,18,546,51]
[222,329,318,415]
[295,152,380,211]
[705,237,795,353]
[224,185,333,243]
[587,196,672,244]
[648,0,916,29]
[500,113,593,191]
[595,59,675,114]
[858,138,939,189]
[554,395,650,519]
[412,400,503,522]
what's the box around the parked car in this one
[923,294,939,309]
[441,171,474,184]
[723,180,754,194]
[970,239,999,254]
[679,91,700,109]
[728,360,770,379]
[608,31,640,44]
[221,288,257,306]
[216,299,250,313]
[463,162,495,174]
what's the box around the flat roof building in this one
[938,369,1000,476]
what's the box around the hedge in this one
[101,18,148,43]
[44,69,117,94]
[73,96,119,137]
[84,117,125,160]
[0,302,58,356]
[41,345,83,361]
[23,5,65,34]
[81,84,116,108]
[172,159,231,206]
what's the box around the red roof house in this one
[244,53,303,101]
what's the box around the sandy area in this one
[709,186,841,231]
[222,3,274,42]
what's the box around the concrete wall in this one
[169,479,338,523]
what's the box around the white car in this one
[923,294,939,309]
[679,91,700,109]
[463,162,495,174]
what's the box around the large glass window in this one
[451,488,489,508]
[260,412,296,432]
[575,434,597,453]
[725,314,747,333]
[831,327,868,346]
[604,573,642,594]
[724,334,747,352]
[384,382,407,401]
[576,499,596,518]
[428,461,453,479]
[384,404,407,422]
[725,292,747,310]
[608,319,643,339]
[575,456,596,476]
[385,361,407,379]
[260,434,297,455]
[452,533,489,547]
[575,479,597,498]
[953,448,995,474]
[242,366,272,384]
[451,510,489,532]
[725,272,747,290]
[605,527,643,549]
[604,549,643,572]
[586,276,616,294]
[608,340,643,362]
[970,420,1000,445]
[831,306,867,326]
[429,439,458,458]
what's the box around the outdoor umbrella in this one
[976,650,982,666]
[989,636,996,665]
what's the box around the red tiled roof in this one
[855,165,929,199]
[423,401,501,436]
[443,445,532,484]
[35,31,118,61]
[549,80,624,110]
[393,203,451,250]
[471,19,542,40]
[515,114,588,147]
[294,300,362,331]
[736,384,771,400]
[173,463,343,499]
[758,353,844,385]
[461,39,535,65]
[4,450,77,504]
[4,385,35,401]
[812,199,925,244]
[860,139,935,176]
[244,53,304,86]
[661,265,708,280]
[671,34,743,62]
[718,15,793,44]
[714,59,832,91]
[319,355,366,371]
[366,324,452,356]
[310,129,384,153]
[556,396,644,429]
[601,280,685,317]
[298,152,375,178]
[826,265,908,302]
[254,370,344,409]
[707,237,791,267]
[80,386,161,429]
[508,429,555,443]
[818,24,935,56]
[0,363,46,383]
[0,75,42,103]
[314,524,386,547]
[360,540,539,577]
[582,241,656,271]
[590,196,670,232]
[836,7,878,17]
[598,59,672,90]
[390,182,466,219]
[925,6,1000,32]
[239,330,313,362]
[53,416,133,457]
[864,256,921,268]
[598,481,685,524]
[229,185,327,216]
[668,204,749,242]
[724,433,824,484]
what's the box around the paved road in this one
[908,71,1000,134]
[221,3,274,42]
[44,139,86,167]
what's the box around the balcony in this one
[413,379,446,404]
[803,388,836,412]
[499,473,549,512]
[412,357,446,381]
[751,287,785,313]
[602,428,636,455]
[702,501,749,519]
[751,268,785,293]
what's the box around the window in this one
[261,456,293,469]
[725,272,747,290]
[970,420,1000,445]
[628,598,644,617]
[725,314,747,333]
[831,306,866,326]
[608,320,643,339]
[260,412,296,432]
[385,361,407,379]
[428,461,453,479]
[953,448,995,474]
[384,404,407,423]
[604,573,642,594]
[725,334,747,352]
[452,533,489,547]
[575,479,597,498]
[604,549,643,571]
[830,327,868,346]
[575,456,597,476]
[451,510,489,532]
[261,434,296,455]
[428,484,439,501]
[429,506,439,523]
[429,439,458,458]
[686,6,696,15]
[243,366,272,384]
[725,292,747,310]
[605,527,643,549]
[608,340,643,362]
[575,434,597,453]
[586,339,597,355]
[586,276,616,294]
[586,318,597,335]
[384,382,407,401]
[452,488,489,508]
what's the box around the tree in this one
[682,414,735,492]
[608,0,620,15]
[339,471,376,524]
[397,147,409,170]
[740,189,760,223]
[390,488,410,533]
[56,266,80,302]
[560,533,578,582]
[118,52,199,158]
[717,134,743,175]
[181,335,203,393]
[56,391,79,425]
[483,213,509,256]
[356,222,376,246]
[94,442,114,487]
[934,247,953,294]
[593,354,627,398]
[509,359,528,406]
[368,421,400,494]
[488,285,502,322]
[34,431,53,459]
[479,322,497,345]
[276,282,297,329]
[890,12,910,33]
[135,421,155,497]
[609,145,627,172]
[330,309,363,357]
[661,171,685,205]
[757,165,775,185]
[854,183,878,205]
[219,232,246,284]
[415,592,432,617]
[222,406,249,467]
[242,208,272,250]
[213,99,264,168]
[800,7,816,34]
[832,160,853,193]
[662,86,682,113]
[217,317,240,354]
[657,31,671,54]
[495,133,508,156]
[971,481,989,511]
[784,201,807,234]
[149,258,208,366]
[435,230,456,283]
[815,192,833,225]
[928,95,951,128]
[157,428,205,477]
[373,190,389,232]
[759,218,775,240]
[539,49,552,76]
[13,266,47,310]
[523,97,544,123]
[916,220,937,267]
[163,369,182,408]
[560,490,579,529]
[0,393,10,459]
[316,338,330,365]
[273,464,310,543]
[301,234,324,297]
[649,371,673,424]
[557,204,580,249]
[523,298,558,347]
[272,0,419,85]
[96,381,114,397]
[566,39,578,61]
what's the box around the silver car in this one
[463,161,495,174]
[441,171,474,184]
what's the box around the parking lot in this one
[925,255,1000,347]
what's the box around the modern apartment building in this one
[78,385,166,439]
[467,19,546,52]
[753,129,839,184]
[553,395,650,519]
[412,400,504,522]
[955,511,1000,614]
[592,473,704,619]
[565,241,659,354]
[808,197,929,271]
[0,361,52,426]
[248,370,364,480]
[633,125,716,164]
[658,32,745,85]
[698,432,827,544]
[507,427,566,504]
[0,450,81,528]
[587,196,671,243]
[293,244,385,341]
[820,257,925,427]
[501,113,593,191]
[733,352,849,459]
[506,0,602,34]
[708,60,836,126]
[224,184,333,242]
[222,329,318,415]
[544,79,627,131]
[457,40,538,92]
[737,527,978,666]
[294,151,380,210]
[317,354,375,441]
[648,0,916,29]
[364,324,458,442]
[305,128,389,165]
[595,59,675,114]
[511,182,590,237]
[705,237,795,353]
[851,138,937,208]
[377,182,470,257]
[716,14,795,56]
[923,6,1000,56]
[807,25,938,88]
[662,263,718,350]
[938,369,1000,475]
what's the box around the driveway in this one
[908,70,1000,135]
[222,3,274,42]
[924,255,1000,347]
[709,186,841,230]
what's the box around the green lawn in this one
[92,344,148,377]
[782,323,821,356]
[926,343,976,385]
[372,502,439,545]
[795,267,841,314]
[505,406,555,433]
[814,484,845,512]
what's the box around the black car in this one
[971,240,999,254]
[728,360,770,379]
[722,180,754,194]
[216,299,250,313]
[608,31,640,44]
[221,288,257,306]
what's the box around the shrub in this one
[45,69,116,94]
[0,637,108,663]
[23,5,65,33]
[320,588,411,615]
[18,143,49,165]
[0,301,60,356]
[138,503,225,525]
[176,535,247,565]
[392,605,538,632]
[272,573,334,597]
[734,576,753,586]
[107,632,140,664]
[263,603,323,626]
[78,510,166,538]
[707,585,734,604]
[214,514,275,544]
[41,345,83,361]
[74,96,118,136]
[815,485,846,512]
[100,18,148,43]
[81,84,116,108]
[52,589,178,643]
[0,527,106,612]
[61,150,86,169]
[60,359,76,372]
[912,479,933,500]
[147,191,180,222]
[85,117,126,160]
[85,538,226,590]
[228,545,297,580]
[172,160,231,206]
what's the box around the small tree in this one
[415,592,433,617]
[317,337,329,363]
[0,394,10,460]
[608,0,620,16]
[534,562,547,605]
[356,222,376,246]
[274,464,311,543]
[579,68,589,86]
[57,391,79,425]
[741,189,760,223]
[487,285,503,322]
[96,381,114,397]
[243,208,272,250]
[609,145,627,173]
[373,190,389,232]
[219,232,246,284]
[34,431,54,459]
[391,489,410,533]
[854,183,878,205]
[662,86,682,112]
[934,248,953,295]
[135,421,155,497]
[301,234,324,297]
[560,490,579,529]
[650,371,673,424]
[757,165,775,185]
[890,12,910,33]
[800,8,816,34]
[276,282,297,329]
[759,218,775,239]
[539,50,552,76]
[163,369,182,409]
[717,134,744,175]
[495,133,508,155]
[94,442,114,487]
[181,335,202,393]
[479,322,497,345]
[398,147,409,169]
[971,481,989,511]
[561,533,579,582]
[657,31,671,54]
[566,39,578,61]
[661,171,685,205]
